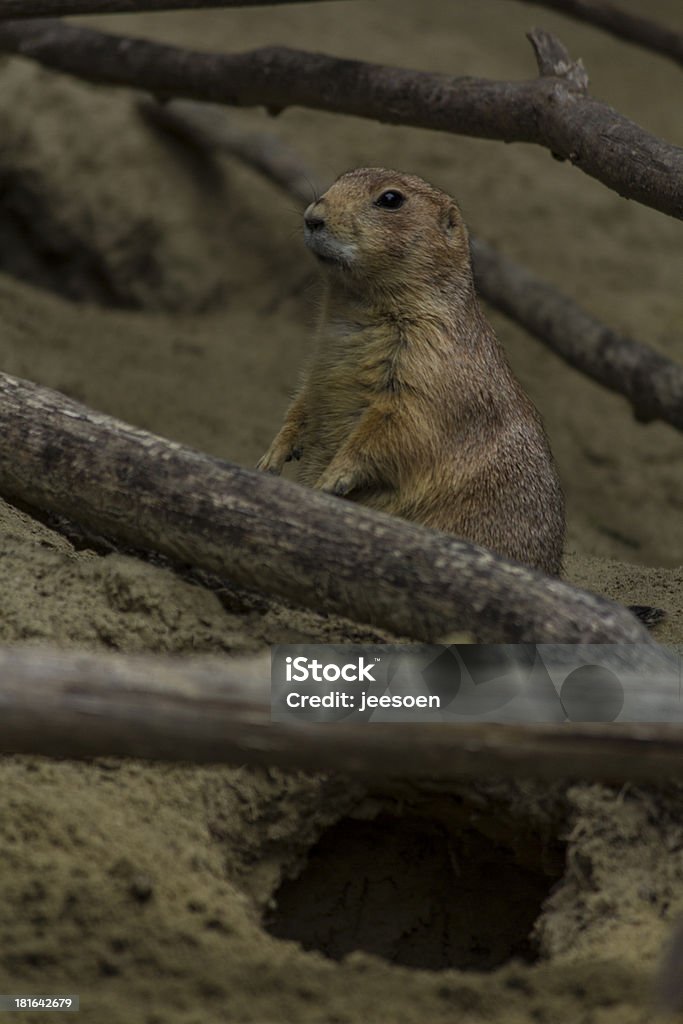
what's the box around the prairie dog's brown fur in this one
[258,167,565,575]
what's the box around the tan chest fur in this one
[298,316,401,483]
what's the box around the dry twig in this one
[0,645,682,780]
[510,0,683,69]
[0,371,656,644]
[0,19,680,218]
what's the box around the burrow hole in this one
[265,813,564,972]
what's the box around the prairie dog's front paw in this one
[256,441,303,475]
[315,469,356,497]
[256,449,284,475]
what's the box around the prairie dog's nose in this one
[304,205,325,232]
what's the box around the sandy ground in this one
[0,0,681,1020]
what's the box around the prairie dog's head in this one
[303,167,471,295]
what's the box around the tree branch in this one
[513,0,683,70]
[0,0,341,12]
[150,98,683,434]
[470,238,683,431]
[0,371,655,644]
[0,19,680,219]
[0,645,682,781]
[1,0,680,73]
[139,97,317,205]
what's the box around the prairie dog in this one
[257,167,565,575]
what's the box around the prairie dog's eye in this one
[374,190,405,210]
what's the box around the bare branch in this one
[0,371,655,644]
[0,0,679,70]
[0,20,680,218]
[1,0,681,73]
[0,0,340,12]
[0,645,682,782]
[152,99,683,434]
[139,97,316,205]
[470,239,683,431]
[513,0,683,70]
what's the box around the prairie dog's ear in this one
[441,200,463,234]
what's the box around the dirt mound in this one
[0,61,267,311]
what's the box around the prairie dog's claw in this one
[256,452,283,475]
[316,472,354,497]
[257,438,304,474]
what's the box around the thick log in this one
[0,371,655,644]
[0,645,682,782]
[0,19,680,219]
